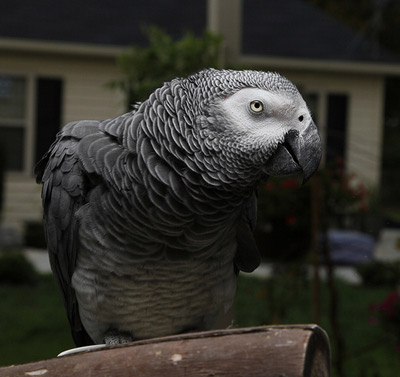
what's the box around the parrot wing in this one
[35,120,104,346]
[234,191,260,273]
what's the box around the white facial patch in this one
[219,87,309,140]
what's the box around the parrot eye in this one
[249,100,264,113]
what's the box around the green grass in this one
[235,274,400,377]
[0,275,74,366]
[0,273,399,377]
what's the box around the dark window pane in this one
[35,78,63,164]
[326,94,348,164]
[0,127,24,171]
[0,76,26,120]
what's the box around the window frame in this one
[0,72,35,176]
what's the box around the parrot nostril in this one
[298,115,304,122]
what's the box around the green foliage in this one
[321,157,370,216]
[305,0,400,56]
[256,176,311,261]
[357,261,400,287]
[369,290,400,347]
[24,221,47,249]
[235,274,400,377]
[380,3,400,57]
[255,159,375,261]
[0,149,4,215]
[108,26,222,108]
[305,0,374,31]
[0,251,38,285]
[238,265,309,324]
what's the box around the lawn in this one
[0,275,74,366]
[0,272,399,377]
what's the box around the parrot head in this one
[186,69,322,186]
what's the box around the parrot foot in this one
[104,330,133,345]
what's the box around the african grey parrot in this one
[35,69,322,346]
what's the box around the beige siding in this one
[0,51,387,236]
[0,51,125,124]
[346,77,384,186]
[0,51,125,235]
[2,174,43,234]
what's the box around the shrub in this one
[108,26,222,108]
[24,221,47,249]
[369,290,400,353]
[255,158,376,262]
[0,251,38,285]
[255,177,311,261]
[357,261,400,287]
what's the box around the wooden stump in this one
[0,325,330,376]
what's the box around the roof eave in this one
[239,54,400,75]
[3,38,400,75]
[0,37,127,58]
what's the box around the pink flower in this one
[378,292,399,318]
[257,289,267,299]
[369,303,378,312]
[285,215,297,226]
[280,179,299,189]
[265,182,274,191]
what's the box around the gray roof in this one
[0,0,207,47]
[242,0,400,64]
[0,0,399,64]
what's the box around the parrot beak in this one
[263,120,322,183]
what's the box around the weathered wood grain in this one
[0,325,330,377]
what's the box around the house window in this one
[0,75,63,173]
[0,75,27,171]
[34,78,63,165]
[300,91,349,168]
[326,94,348,165]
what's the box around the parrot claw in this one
[104,330,133,345]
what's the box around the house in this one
[210,0,400,187]
[0,0,399,237]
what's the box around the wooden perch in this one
[0,325,330,377]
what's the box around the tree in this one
[109,27,222,109]
[305,0,400,54]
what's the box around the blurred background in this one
[0,0,400,376]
